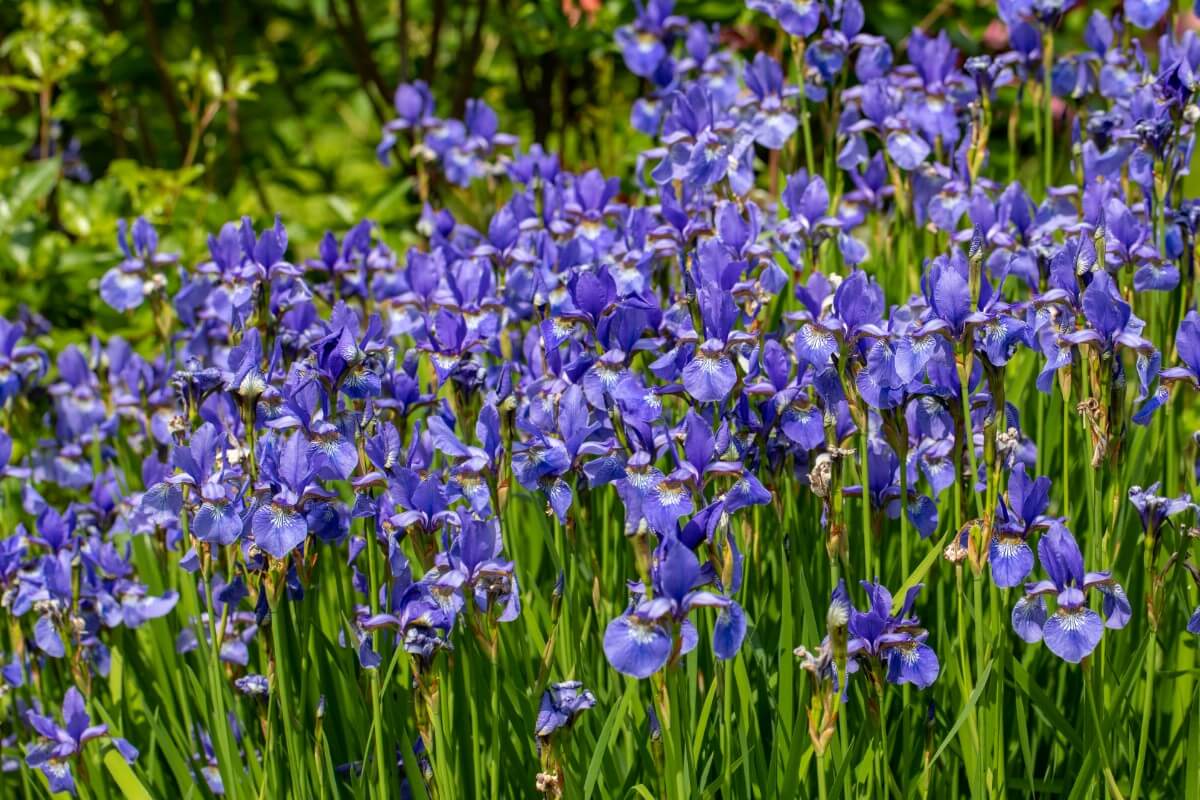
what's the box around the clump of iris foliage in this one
[3,0,1200,798]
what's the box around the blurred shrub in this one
[0,0,1013,336]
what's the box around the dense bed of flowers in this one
[2,0,1200,797]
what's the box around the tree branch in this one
[137,0,189,156]
[451,0,488,116]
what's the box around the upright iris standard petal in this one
[1037,524,1084,589]
[931,268,971,334]
[657,536,701,603]
[1080,272,1131,345]
[834,270,884,331]
[1010,464,1051,523]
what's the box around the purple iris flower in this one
[84,555,179,631]
[807,29,849,85]
[603,535,745,678]
[742,53,797,150]
[615,0,685,78]
[383,93,514,186]
[613,451,665,535]
[189,724,227,795]
[1103,198,1156,269]
[847,581,940,689]
[0,428,29,480]
[535,681,596,738]
[686,124,755,194]
[234,673,270,697]
[392,81,435,129]
[795,581,852,693]
[312,304,388,400]
[178,610,262,666]
[778,171,841,267]
[378,466,454,536]
[1160,310,1200,389]
[0,317,48,407]
[362,581,456,666]
[238,213,296,282]
[565,265,619,331]
[141,423,246,547]
[434,514,520,622]
[100,217,177,312]
[793,269,885,373]
[679,264,756,406]
[922,254,985,340]
[250,432,328,560]
[425,407,503,513]
[306,220,376,296]
[1127,483,1192,538]
[377,81,436,165]
[649,86,714,186]
[508,143,560,186]
[266,374,359,481]
[755,340,822,450]
[848,438,939,538]
[24,687,137,794]
[747,0,824,38]
[1011,524,1131,663]
[1062,272,1154,356]
[990,464,1054,588]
